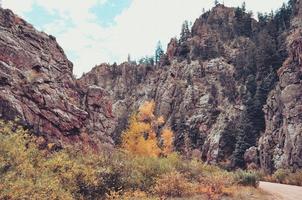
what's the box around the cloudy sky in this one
[2,0,288,76]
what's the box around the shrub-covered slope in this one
[0,120,268,200]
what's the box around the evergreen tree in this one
[233,96,257,168]
[242,2,246,13]
[127,54,131,62]
[258,13,269,26]
[231,0,294,169]
[288,0,296,11]
[155,41,164,64]
[180,20,190,43]
[139,56,154,66]
[234,4,252,37]
[273,3,293,33]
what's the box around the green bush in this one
[271,169,302,186]
[125,154,180,191]
[272,169,290,183]
[234,170,259,187]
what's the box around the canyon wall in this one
[0,2,301,172]
[0,8,116,149]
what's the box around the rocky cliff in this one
[0,8,115,149]
[259,0,302,172]
[79,5,283,168]
[79,3,301,172]
[79,57,243,164]
[0,2,301,173]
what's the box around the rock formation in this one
[259,0,302,172]
[79,3,301,172]
[79,57,244,164]
[79,5,265,165]
[0,8,115,149]
[0,2,301,173]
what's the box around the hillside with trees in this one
[80,0,301,173]
[0,0,301,199]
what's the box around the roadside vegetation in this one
[262,169,302,186]
[0,101,277,199]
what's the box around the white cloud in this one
[2,0,288,76]
[2,0,35,16]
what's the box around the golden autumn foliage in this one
[161,128,174,155]
[121,100,174,157]
[156,116,165,126]
[121,115,161,157]
[138,100,156,121]
[0,119,265,200]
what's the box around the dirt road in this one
[259,181,302,200]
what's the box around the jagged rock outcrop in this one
[79,5,262,164]
[0,8,115,148]
[79,58,244,163]
[259,0,302,172]
[79,3,300,172]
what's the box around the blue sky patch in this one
[24,4,59,30]
[91,0,132,27]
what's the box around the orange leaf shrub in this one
[121,100,174,157]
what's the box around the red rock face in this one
[166,38,178,60]
[259,4,302,172]
[0,8,115,149]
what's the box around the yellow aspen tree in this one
[161,128,174,156]
[138,100,155,121]
[121,100,174,157]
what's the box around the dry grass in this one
[230,186,275,200]
[153,171,195,198]
[262,169,302,186]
